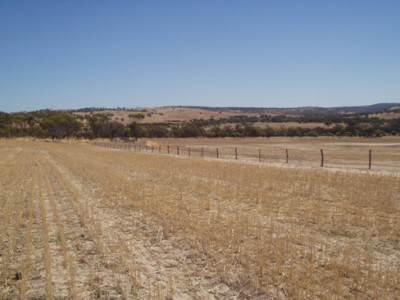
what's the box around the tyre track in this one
[44,148,221,299]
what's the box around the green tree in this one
[0,112,11,137]
[128,113,145,122]
[40,112,81,139]
[128,122,147,140]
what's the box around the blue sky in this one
[1,1,399,112]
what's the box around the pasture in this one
[0,139,399,299]
[112,136,400,171]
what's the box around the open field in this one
[125,137,400,172]
[1,139,399,299]
[72,104,400,125]
[73,107,263,125]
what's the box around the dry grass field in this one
[74,107,262,125]
[1,139,399,299]
[73,105,400,124]
[134,137,400,171]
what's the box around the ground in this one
[0,138,399,299]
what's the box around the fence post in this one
[286,149,289,163]
[259,148,261,162]
[168,145,170,154]
[369,150,372,170]
[201,147,204,157]
[152,146,154,153]
[216,148,219,158]
[188,147,191,156]
[235,147,238,160]
[320,149,324,167]
[177,146,179,155]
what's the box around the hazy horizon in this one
[4,102,400,114]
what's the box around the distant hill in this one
[2,102,399,139]
[332,103,400,114]
[169,103,400,116]
[71,103,400,124]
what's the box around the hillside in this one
[72,103,400,124]
[1,103,400,139]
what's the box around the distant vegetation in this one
[0,106,399,139]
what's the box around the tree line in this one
[0,110,399,139]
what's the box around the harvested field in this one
[0,139,399,299]
[127,137,400,171]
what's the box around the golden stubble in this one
[0,139,399,299]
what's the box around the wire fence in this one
[93,141,400,172]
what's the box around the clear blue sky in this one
[1,0,399,112]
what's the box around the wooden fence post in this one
[177,146,179,155]
[286,149,289,163]
[320,149,324,167]
[235,147,238,160]
[369,150,372,170]
[259,148,261,162]
[188,147,191,156]
[216,148,219,158]
[201,147,203,157]
[167,145,170,154]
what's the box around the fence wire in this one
[93,142,400,172]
